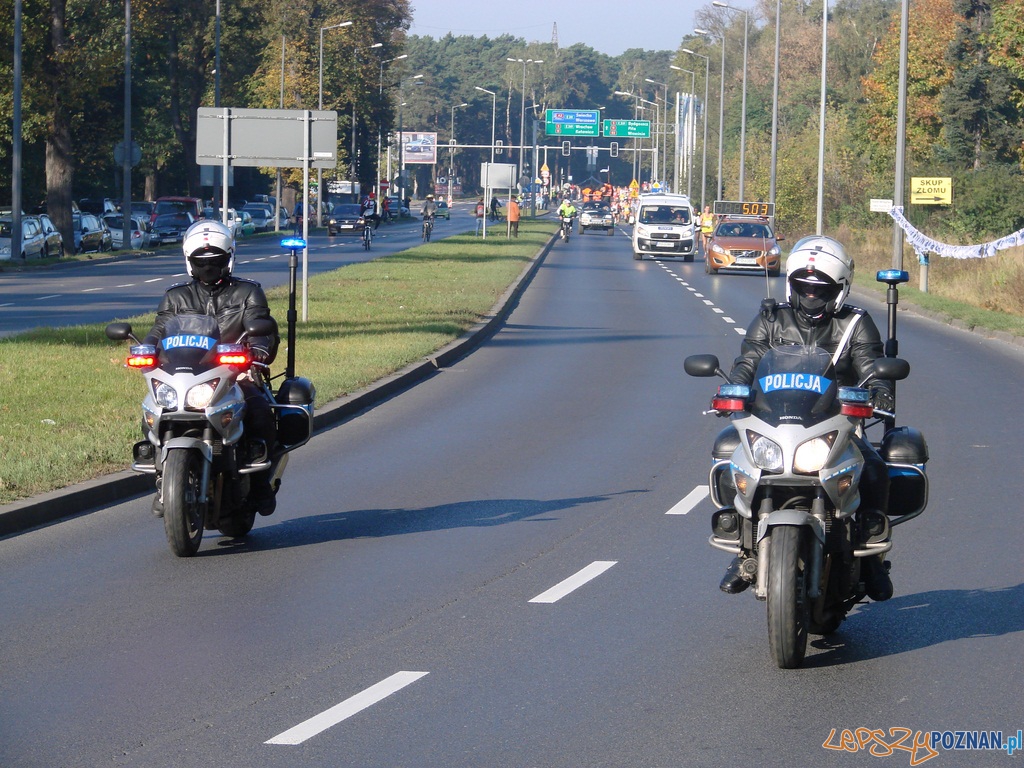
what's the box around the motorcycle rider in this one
[142,219,281,517]
[720,235,894,601]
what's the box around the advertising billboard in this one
[400,131,438,165]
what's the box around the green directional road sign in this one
[545,122,600,137]
[602,119,651,138]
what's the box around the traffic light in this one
[561,141,571,156]
[610,142,618,158]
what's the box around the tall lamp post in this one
[769,0,782,207]
[506,57,543,180]
[351,43,383,192]
[678,53,709,210]
[644,77,671,188]
[377,54,408,201]
[318,20,353,225]
[397,74,423,208]
[695,28,726,202]
[711,1,749,200]
[474,86,497,238]
[449,102,468,203]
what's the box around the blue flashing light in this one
[876,269,909,284]
[280,237,306,250]
[718,384,751,399]
[838,386,871,404]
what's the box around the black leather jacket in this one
[729,302,893,400]
[143,277,279,361]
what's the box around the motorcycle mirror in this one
[106,322,134,342]
[684,354,723,378]
[873,357,910,381]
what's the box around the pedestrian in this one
[506,196,520,238]
[291,198,304,235]
[474,197,485,235]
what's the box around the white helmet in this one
[785,236,854,323]
[183,219,235,285]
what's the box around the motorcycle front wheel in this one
[162,449,205,557]
[767,525,810,668]
[218,507,256,538]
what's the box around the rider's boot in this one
[151,476,164,518]
[863,556,893,601]
[719,555,751,594]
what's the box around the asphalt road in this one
[0,209,466,337]
[2,223,1023,767]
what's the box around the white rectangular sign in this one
[870,198,894,213]
[481,162,517,188]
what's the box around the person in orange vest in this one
[506,196,521,238]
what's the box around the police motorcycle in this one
[106,241,315,557]
[684,270,929,668]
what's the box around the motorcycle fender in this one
[756,511,825,545]
[159,437,213,467]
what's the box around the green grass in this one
[0,219,556,505]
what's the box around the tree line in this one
[3,0,1023,246]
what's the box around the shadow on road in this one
[803,582,1024,667]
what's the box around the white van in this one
[631,193,697,261]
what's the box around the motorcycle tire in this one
[766,525,810,668]
[162,449,205,557]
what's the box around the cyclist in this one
[421,194,437,241]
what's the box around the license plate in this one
[735,257,757,264]
[340,224,353,229]
[656,242,675,248]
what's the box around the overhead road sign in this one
[910,177,952,205]
[602,119,651,138]
[546,122,599,137]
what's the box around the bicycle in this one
[422,215,434,243]
[362,224,372,250]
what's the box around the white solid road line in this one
[529,561,618,604]
[265,671,429,746]
[666,486,709,516]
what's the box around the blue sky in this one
[407,0,710,57]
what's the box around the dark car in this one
[705,215,783,276]
[73,212,113,254]
[327,204,366,236]
[151,212,194,245]
[578,201,614,235]
[37,214,65,259]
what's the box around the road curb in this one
[0,231,556,538]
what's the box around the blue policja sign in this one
[162,335,216,351]
[759,373,831,394]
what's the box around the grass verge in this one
[0,219,556,505]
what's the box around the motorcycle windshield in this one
[157,314,221,373]
[749,345,839,428]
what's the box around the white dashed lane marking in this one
[529,561,618,604]
[654,259,747,335]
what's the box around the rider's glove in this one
[251,346,271,365]
[871,389,895,414]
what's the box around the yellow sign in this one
[910,177,952,205]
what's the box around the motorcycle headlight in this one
[793,432,838,474]
[185,380,219,411]
[154,382,178,410]
[747,431,783,472]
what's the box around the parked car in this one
[705,215,783,276]
[327,203,366,236]
[238,211,256,237]
[201,207,244,239]
[0,214,48,260]
[73,212,113,254]
[241,203,273,232]
[103,214,148,250]
[152,196,203,226]
[79,198,118,216]
[578,201,614,235]
[150,212,194,245]
[386,196,411,218]
[130,201,156,220]
[37,214,65,259]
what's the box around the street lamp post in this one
[711,1,749,200]
[769,0,782,206]
[449,102,468,203]
[318,20,353,226]
[695,28,726,202]
[678,52,709,210]
[351,42,383,193]
[644,78,671,188]
[507,57,543,181]
[474,86,497,238]
[377,54,408,201]
[397,74,423,208]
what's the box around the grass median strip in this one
[0,220,556,506]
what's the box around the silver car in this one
[0,215,48,260]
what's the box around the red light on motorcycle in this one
[840,403,875,419]
[127,354,157,370]
[217,351,251,367]
[712,397,748,412]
